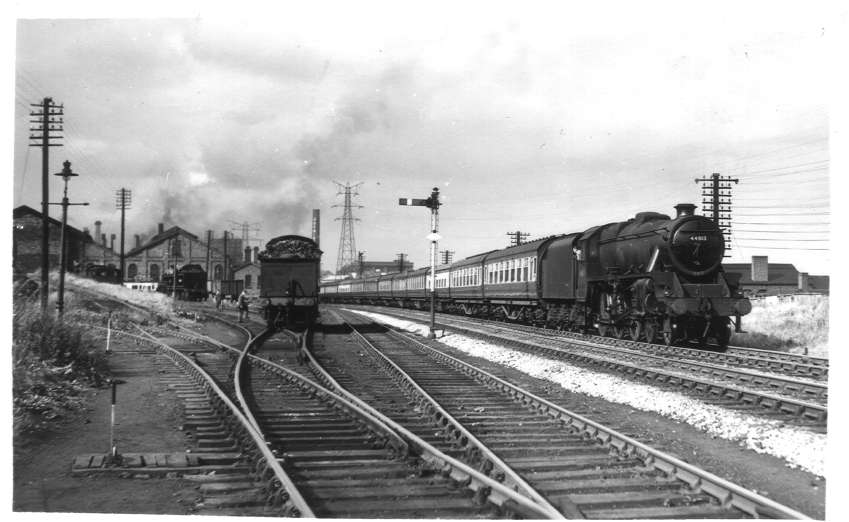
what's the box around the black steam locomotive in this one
[259,235,322,330]
[158,264,209,301]
[321,203,751,347]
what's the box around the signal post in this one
[399,187,441,339]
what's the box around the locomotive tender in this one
[321,203,752,347]
[259,235,322,330]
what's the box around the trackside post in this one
[399,187,441,339]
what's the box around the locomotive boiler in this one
[568,203,750,346]
[259,235,322,330]
[320,203,751,348]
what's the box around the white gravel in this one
[348,309,826,477]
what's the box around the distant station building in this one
[338,259,414,278]
[724,256,829,297]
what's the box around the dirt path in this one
[13,336,199,514]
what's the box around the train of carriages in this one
[321,203,752,348]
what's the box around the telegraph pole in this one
[29,97,64,311]
[440,250,454,265]
[399,187,441,338]
[223,231,229,282]
[115,188,132,283]
[695,173,739,256]
[507,230,529,246]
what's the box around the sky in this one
[7,2,842,276]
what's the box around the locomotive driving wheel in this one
[628,320,642,341]
[613,325,626,340]
[662,317,674,346]
[644,320,658,344]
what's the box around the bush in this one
[13,294,110,436]
[731,295,829,357]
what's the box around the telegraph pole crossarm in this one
[399,186,441,339]
[30,97,64,312]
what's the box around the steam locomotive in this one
[321,203,751,347]
[259,235,322,330]
[157,264,209,301]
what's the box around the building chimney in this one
[110,234,116,251]
[158,223,164,235]
[253,246,259,263]
[101,233,107,247]
[798,272,809,292]
[83,227,90,237]
[135,234,141,248]
[244,247,251,263]
[94,220,102,240]
[674,203,697,218]
[752,255,768,282]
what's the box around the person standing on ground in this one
[237,289,249,322]
[215,290,223,311]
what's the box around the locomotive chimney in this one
[752,255,768,282]
[798,272,809,292]
[674,203,697,218]
[94,220,102,240]
[158,223,164,235]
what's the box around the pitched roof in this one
[14,205,91,240]
[125,226,200,257]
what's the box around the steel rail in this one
[347,307,827,422]
[248,335,562,519]
[308,311,563,518]
[438,319,827,423]
[477,323,828,401]
[359,305,828,377]
[112,325,315,516]
[384,326,811,520]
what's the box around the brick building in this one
[13,205,93,278]
[338,259,414,278]
[723,256,829,297]
[122,223,242,286]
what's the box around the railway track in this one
[303,309,809,519]
[85,324,312,516]
[366,306,828,379]
[348,306,827,425]
[240,330,556,518]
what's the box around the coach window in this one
[510,260,515,282]
[531,258,536,281]
[149,263,160,282]
[523,258,529,281]
[127,263,137,280]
